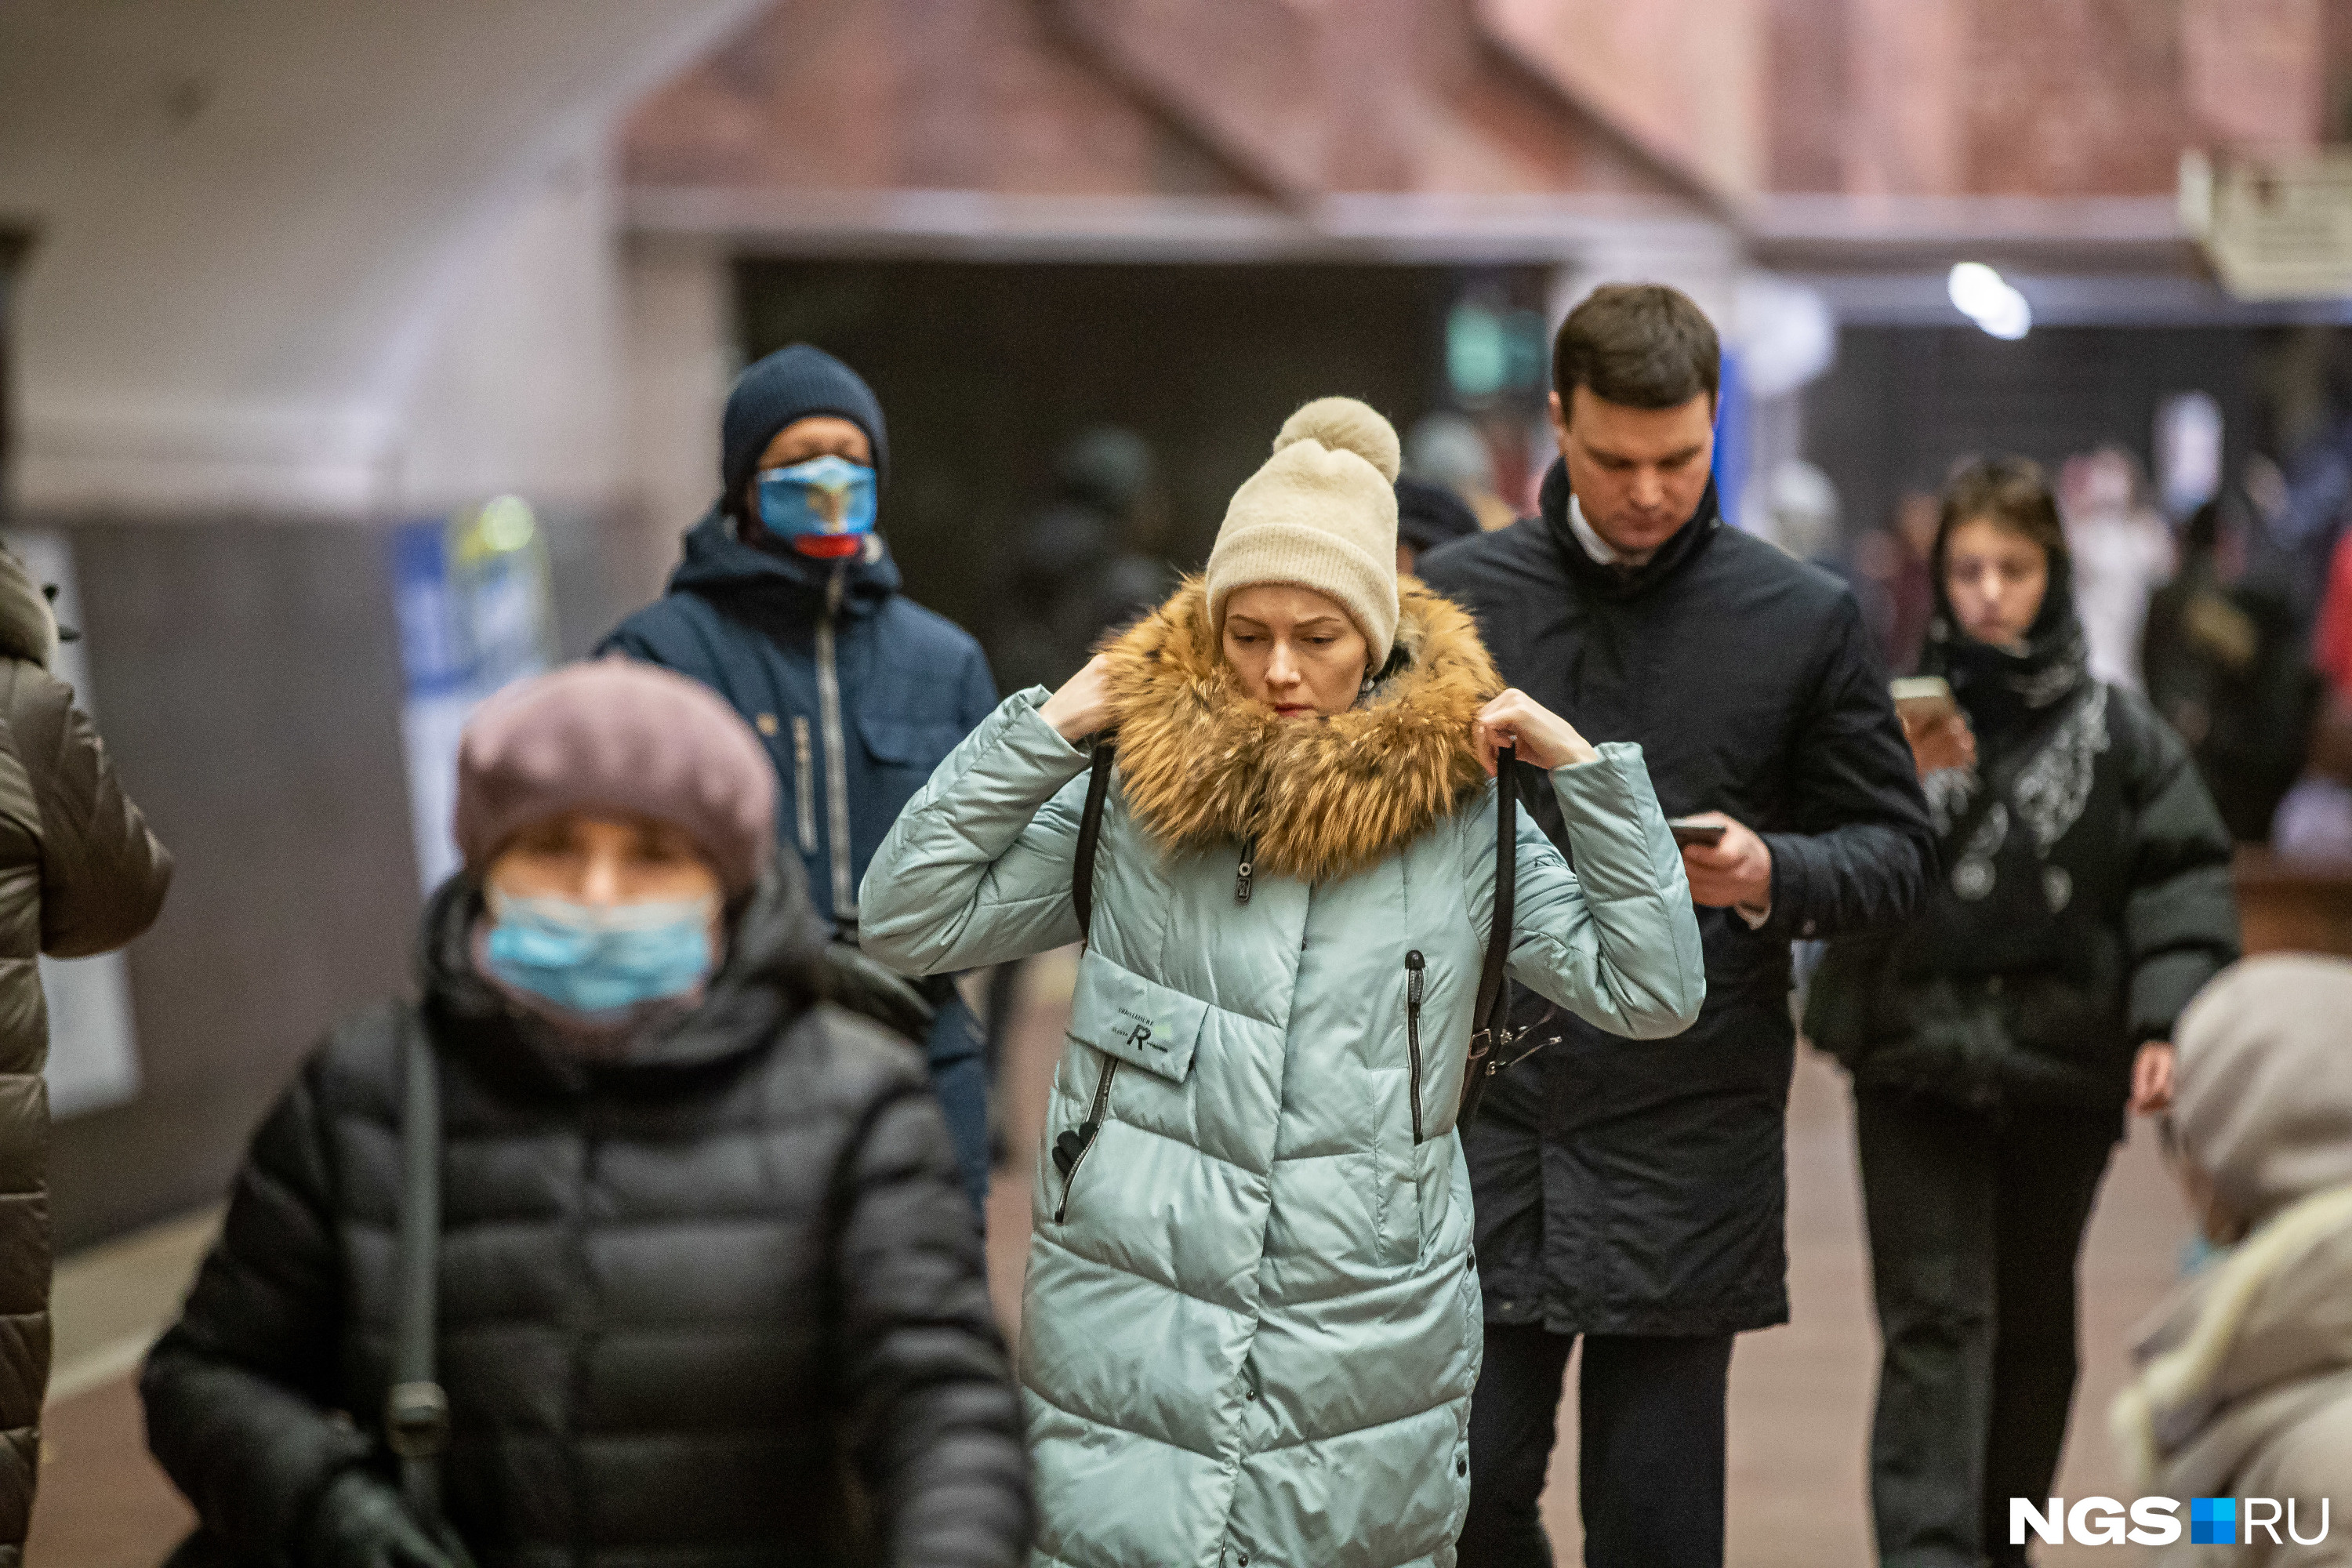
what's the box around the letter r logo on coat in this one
[2191,1498,2237,1545]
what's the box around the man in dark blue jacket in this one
[1421,285,1934,1568]
[601,344,998,1213]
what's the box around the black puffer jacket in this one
[1420,466,1934,1337]
[141,868,1028,1568]
[1807,589,2241,1112]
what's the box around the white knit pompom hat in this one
[1206,397,1403,667]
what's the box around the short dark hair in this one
[1935,456,2069,573]
[1552,284,1720,412]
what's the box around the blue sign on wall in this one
[390,498,555,890]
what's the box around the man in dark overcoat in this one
[1421,283,1936,1568]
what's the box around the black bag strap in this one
[1073,739,1116,942]
[387,1021,477,1568]
[1458,745,1519,1126]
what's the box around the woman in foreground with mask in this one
[860,398,1704,1568]
[141,659,1028,1568]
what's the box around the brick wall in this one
[1765,0,2341,198]
[623,0,1257,195]
[622,0,1703,201]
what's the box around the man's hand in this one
[1901,710,1977,777]
[1679,811,1773,911]
[1474,689,1599,773]
[307,1471,459,1568]
[1040,655,1116,742]
[2131,1041,2176,1115]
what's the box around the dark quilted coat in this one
[1420,466,1936,1337]
[1806,586,2241,1112]
[140,867,1028,1568]
[0,550,172,1563]
[600,514,1000,1217]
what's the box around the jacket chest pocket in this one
[858,715,964,797]
[1054,949,1209,1224]
[1067,948,1207,1084]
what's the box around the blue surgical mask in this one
[484,891,717,1016]
[756,454,877,542]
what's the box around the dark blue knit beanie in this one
[720,344,889,505]
[1395,475,1479,554]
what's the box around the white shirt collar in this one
[1566,495,1619,564]
[1567,495,1657,568]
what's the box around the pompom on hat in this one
[454,659,778,898]
[1206,397,1403,666]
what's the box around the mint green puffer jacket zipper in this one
[861,585,1703,1568]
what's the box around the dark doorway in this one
[735,259,1478,652]
[1804,325,2263,537]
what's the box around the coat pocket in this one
[1051,1052,1119,1225]
[857,714,964,770]
[1067,947,1208,1085]
[1405,950,1428,1145]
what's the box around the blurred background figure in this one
[0,546,171,1559]
[989,426,1167,699]
[140,661,1026,1568]
[1762,457,1904,659]
[2312,499,2352,706]
[2143,494,2322,844]
[2060,447,2176,693]
[1844,528,1906,671]
[1394,473,1480,575]
[2115,954,2352,1538]
[1806,457,2238,1568]
[1762,457,1842,567]
[1406,410,1519,532]
[978,426,1167,1148]
[1887,492,1944,675]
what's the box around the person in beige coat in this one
[0,545,172,1561]
[2113,953,2352,1566]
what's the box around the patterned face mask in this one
[484,890,717,1015]
[756,455,877,543]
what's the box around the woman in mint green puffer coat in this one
[861,399,1704,1568]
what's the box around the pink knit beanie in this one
[453,659,777,896]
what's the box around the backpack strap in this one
[1073,739,1116,943]
[386,1019,477,1567]
[1458,745,1519,1126]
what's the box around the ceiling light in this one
[1947,262,2031,339]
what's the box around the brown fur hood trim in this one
[1101,575,1501,884]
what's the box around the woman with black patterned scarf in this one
[1806,456,2241,1568]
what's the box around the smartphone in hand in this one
[1890,675,1958,729]
[1668,816,1729,848]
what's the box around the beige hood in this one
[0,550,56,670]
[2113,1182,2352,1502]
